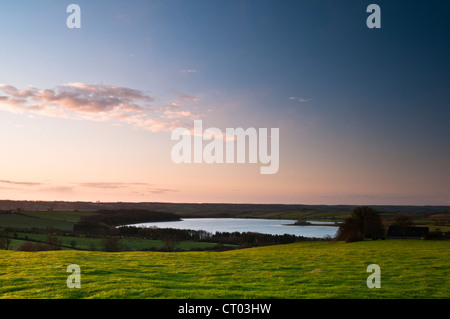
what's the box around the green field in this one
[4,231,225,252]
[1,206,449,299]
[0,211,230,252]
[0,240,448,299]
[0,211,91,231]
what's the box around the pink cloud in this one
[0,84,37,98]
[0,83,201,132]
[0,179,43,186]
[172,90,199,102]
[164,110,198,120]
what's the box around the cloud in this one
[77,182,179,195]
[0,83,201,132]
[149,188,178,194]
[0,180,75,194]
[165,102,184,110]
[0,179,178,197]
[0,179,43,186]
[289,96,311,103]
[29,104,69,118]
[180,69,198,73]
[78,182,148,189]
[0,95,29,114]
[172,90,199,102]
[0,84,37,98]
[34,82,152,113]
[164,110,198,120]
[40,186,75,193]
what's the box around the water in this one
[128,218,339,238]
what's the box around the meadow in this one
[0,211,227,252]
[1,204,449,299]
[0,240,448,299]
[4,231,223,251]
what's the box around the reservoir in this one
[128,218,339,238]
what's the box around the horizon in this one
[0,198,449,209]
[1,1,449,206]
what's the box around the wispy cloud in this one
[289,96,311,103]
[76,182,179,195]
[0,180,178,196]
[148,188,178,195]
[172,90,199,102]
[180,69,198,73]
[78,182,148,189]
[0,83,200,132]
[41,186,75,194]
[0,179,43,186]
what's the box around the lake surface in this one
[128,218,339,238]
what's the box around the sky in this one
[0,0,449,205]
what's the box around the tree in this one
[336,206,385,242]
[0,229,11,250]
[69,240,77,249]
[17,241,49,252]
[102,236,122,252]
[47,234,61,250]
[336,216,364,243]
[89,241,97,251]
[161,234,179,251]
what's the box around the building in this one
[386,226,429,239]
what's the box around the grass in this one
[0,210,232,252]
[1,209,448,299]
[0,240,448,299]
[0,212,81,231]
[5,231,223,251]
[20,211,93,223]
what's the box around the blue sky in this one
[0,0,449,205]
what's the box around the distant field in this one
[0,240,448,299]
[0,213,75,230]
[236,210,352,221]
[21,211,93,223]
[5,231,222,252]
[0,211,93,231]
[0,211,226,252]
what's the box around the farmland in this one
[0,202,449,300]
[0,240,449,299]
[0,210,226,252]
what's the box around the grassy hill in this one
[0,240,448,299]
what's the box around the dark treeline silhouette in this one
[2,200,449,217]
[210,231,314,247]
[117,225,324,248]
[16,234,62,252]
[335,206,386,242]
[74,209,180,233]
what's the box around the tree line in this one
[73,209,180,233]
[333,205,447,242]
[335,206,386,242]
[117,225,324,248]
